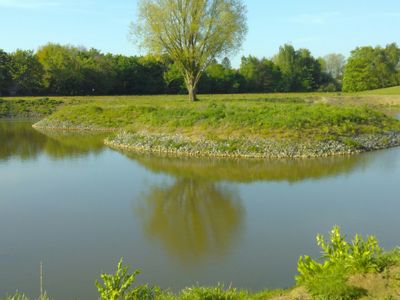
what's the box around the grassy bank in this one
[0,97,63,119]
[3,227,400,300]
[360,86,400,95]
[1,91,400,158]
[36,97,400,158]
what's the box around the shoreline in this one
[31,123,117,132]
[30,123,400,159]
[104,130,400,159]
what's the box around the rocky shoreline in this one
[32,120,117,132]
[104,130,400,159]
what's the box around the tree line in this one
[0,42,399,96]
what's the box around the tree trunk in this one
[185,74,199,101]
[188,84,197,101]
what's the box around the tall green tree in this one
[343,44,400,92]
[273,44,297,91]
[239,56,281,92]
[0,49,12,96]
[136,55,167,94]
[322,53,346,80]
[9,50,44,95]
[37,44,83,95]
[77,48,116,95]
[200,60,243,93]
[37,44,117,95]
[274,45,322,91]
[296,48,322,91]
[133,0,247,101]
[164,60,187,94]
[110,55,143,94]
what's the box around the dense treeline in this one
[342,44,400,92]
[0,43,399,96]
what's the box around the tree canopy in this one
[9,50,44,95]
[321,53,346,80]
[0,49,12,96]
[342,44,400,92]
[1,42,399,96]
[133,0,247,101]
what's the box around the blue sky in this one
[0,0,399,67]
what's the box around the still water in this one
[1,121,400,299]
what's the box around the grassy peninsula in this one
[1,91,400,158]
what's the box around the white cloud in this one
[0,0,61,9]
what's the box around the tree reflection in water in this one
[0,121,106,161]
[136,178,244,264]
[129,150,386,264]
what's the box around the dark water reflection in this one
[0,121,107,161]
[1,121,400,299]
[128,153,370,183]
[137,178,243,263]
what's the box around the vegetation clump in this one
[343,44,400,92]
[90,228,400,299]
[94,258,288,300]
[297,226,383,299]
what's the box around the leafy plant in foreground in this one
[96,258,139,300]
[96,258,162,300]
[297,226,382,299]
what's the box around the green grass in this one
[360,86,400,95]
[0,97,63,118]
[32,97,400,139]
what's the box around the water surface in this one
[1,121,400,299]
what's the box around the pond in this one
[1,121,400,299]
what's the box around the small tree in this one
[132,0,247,101]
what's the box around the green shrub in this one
[297,226,382,299]
[96,258,139,300]
[96,258,163,300]
[302,264,366,300]
[376,248,400,271]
